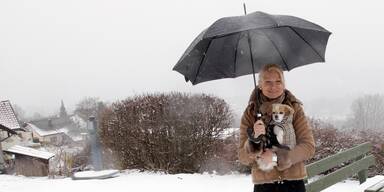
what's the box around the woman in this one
[238,64,315,192]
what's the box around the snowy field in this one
[0,170,383,192]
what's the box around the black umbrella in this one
[173,11,331,87]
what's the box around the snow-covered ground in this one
[1,171,383,192]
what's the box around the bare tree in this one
[350,94,384,131]
[74,97,106,120]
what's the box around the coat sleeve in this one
[238,105,260,166]
[284,103,315,165]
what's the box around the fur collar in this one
[247,88,302,123]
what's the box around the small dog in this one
[247,104,296,171]
[271,103,296,150]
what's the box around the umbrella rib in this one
[260,30,290,70]
[192,40,213,85]
[289,27,325,61]
[233,33,242,76]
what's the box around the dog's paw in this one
[256,158,277,172]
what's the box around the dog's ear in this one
[272,103,280,113]
[286,105,294,116]
[275,104,284,113]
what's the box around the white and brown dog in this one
[271,103,296,150]
[254,103,296,172]
[247,104,296,171]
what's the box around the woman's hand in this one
[257,149,274,163]
[275,149,293,171]
[253,120,265,138]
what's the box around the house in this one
[0,100,31,149]
[25,123,70,145]
[1,100,25,173]
[26,101,87,145]
[4,145,55,176]
[0,124,17,173]
[28,101,86,144]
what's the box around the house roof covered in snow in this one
[26,123,67,137]
[0,100,21,130]
[4,145,55,160]
[29,115,76,131]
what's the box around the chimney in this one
[48,119,53,129]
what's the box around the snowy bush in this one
[307,118,384,177]
[98,92,233,173]
[212,117,384,176]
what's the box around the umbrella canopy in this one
[173,11,331,85]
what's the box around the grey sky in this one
[1,0,384,119]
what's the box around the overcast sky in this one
[1,0,384,119]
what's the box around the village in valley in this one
[0,99,93,177]
[3,1,384,191]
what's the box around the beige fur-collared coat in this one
[238,89,315,184]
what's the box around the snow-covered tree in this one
[350,94,384,131]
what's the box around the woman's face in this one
[260,71,285,99]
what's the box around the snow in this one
[27,123,66,137]
[219,127,238,139]
[4,145,55,160]
[0,171,383,192]
[73,169,119,178]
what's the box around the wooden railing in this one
[305,142,376,192]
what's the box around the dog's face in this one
[271,104,294,122]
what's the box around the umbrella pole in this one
[247,31,259,119]
[246,22,261,120]
[252,67,257,89]
[243,3,257,90]
[246,31,258,90]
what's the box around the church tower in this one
[60,100,68,118]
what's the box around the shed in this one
[4,145,55,176]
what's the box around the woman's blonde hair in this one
[258,64,285,85]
